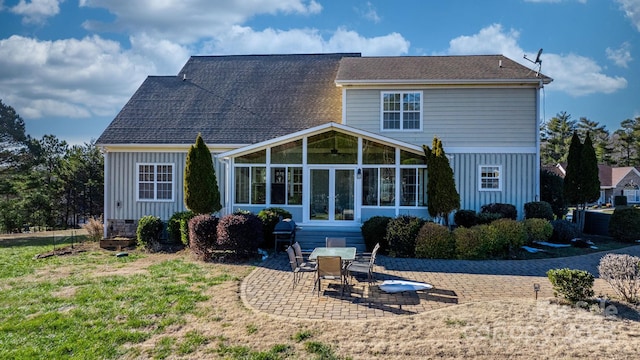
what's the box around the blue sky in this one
[0,0,639,145]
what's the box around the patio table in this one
[308,247,357,261]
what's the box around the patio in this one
[240,246,640,320]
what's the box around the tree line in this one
[0,100,104,233]
[541,111,640,166]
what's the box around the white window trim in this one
[380,91,423,132]
[136,163,175,202]
[479,165,502,192]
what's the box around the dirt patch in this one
[33,242,96,259]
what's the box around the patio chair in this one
[313,256,346,296]
[292,242,314,265]
[286,246,314,288]
[346,242,380,286]
[325,237,346,248]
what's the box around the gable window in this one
[137,163,174,201]
[381,91,422,131]
[479,165,502,191]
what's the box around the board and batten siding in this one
[344,87,537,148]
[452,152,537,219]
[105,151,227,227]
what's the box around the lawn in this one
[1,233,640,359]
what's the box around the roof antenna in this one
[524,48,543,77]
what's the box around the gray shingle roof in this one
[336,55,553,84]
[97,53,359,145]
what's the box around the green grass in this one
[517,235,635,260]
[0,236,231,359]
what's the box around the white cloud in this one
[205,26,409,56]
[80,0,323,44]
[445,24,627,97]
[616,0,640,31]
[360,2,381,23]
[10,0,62,24]
[0,35,171,119]
[606,42,633,68]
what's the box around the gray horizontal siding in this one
[452,153,537,219]
[345,87,537,148]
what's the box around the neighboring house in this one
[549,163,640,204]
[97,53,552,238]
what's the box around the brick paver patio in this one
[240,245,640,320]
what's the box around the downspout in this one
[535,80,543,202]
[101,146,109,239]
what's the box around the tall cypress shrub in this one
[580,133,601,205]
[563,132,582,207]
[423,137,460,226]
[184,134,221,214]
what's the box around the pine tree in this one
[580,132,601,205]
[423,137,460,226]
[184,134,221,215]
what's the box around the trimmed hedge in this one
[168,211,195,245]
[415,222,455,259]
[524,201,554,221]
[609,206,640,242]
[217,213,263,257]
[523,218,553,244]
[454,210,477,228]
[136,215,164,252]
[361,216,392,253]
[386,215,425,258]
[189,215,219,261]
[491,218,527,256]
[480,203,517,220]
[547,268,594,303]
[453,226,483,259]
[550,219,580,243]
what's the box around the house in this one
[96,53,552,238]
[549,163,640,205]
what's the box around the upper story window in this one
[479,165,502,191]
[381,91,422,131]
[137,163,174,201]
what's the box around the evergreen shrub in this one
[550,219,580,243]
[189,215,219,261]
[547,268,594,303]
[524,201,554,221]
[480,203,517,220]
[453,226,483,259]
[168,211,194,245]
[361,216,392,253]
[453,210,477,228]
[415,222,455,259]
[137,215,164,252]
[609,206,640,242]
[491,218,527,256]
[523,218,553,244]
[476,212,502,225]
[386,215,425,258]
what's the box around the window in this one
[137,163,174,201]
[362,167,395,207]
[234,166,266,204]
[270,166,302,205]
[381,91,422,130]
[479,165,502,191]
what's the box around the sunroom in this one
[217,123,429,226]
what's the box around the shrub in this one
[136,215,164,252]
[546,268,594,303]
[480,203,517,220]
[491,218,527,257]
[168,211,194,245]
[523,218,553,244]
[415,222,455,259]
[598,254,640,303]
[453,210,477,228]
[217,213,263,257]
[524,201,554,221]
[549,219,580,243]
[609,206,640,242]
[257,207,292,249]
[453,226,483,259]
[361,216,392,253]
[189,215,219,261]
[476,212,502,225]
[614,195,628,207]
[82,216,103,242]
[385,215,425,258]
[541,169,568,220]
